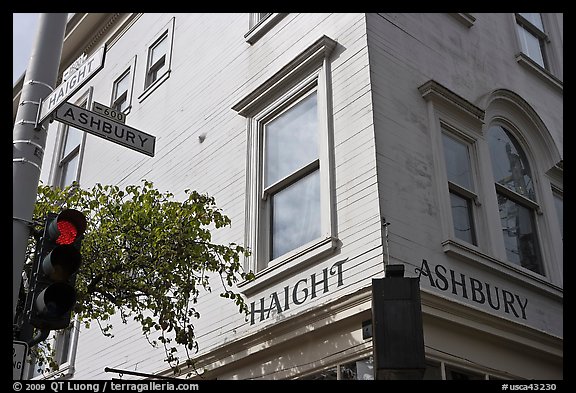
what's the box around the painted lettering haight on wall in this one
[417,260,529,320]
[249,259,347,325]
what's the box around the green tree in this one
[27,180,254,376]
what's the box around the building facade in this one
[13,13,563,380]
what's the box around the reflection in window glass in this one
[113,70,130,112]
[553,193,563,241]
[497,194,542,274]
[450,192,476,244]
[61,154,79,188]
[442,133,474,190]
[488,125,536,201]
[340,357,374,380]
[146,33,168,87]
[265,93,318,187]
[62,127,83,158]
[271,170,320,259]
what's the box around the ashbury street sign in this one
[54,102,156,157]
[38,46,106,125]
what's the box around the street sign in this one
[13,341,28,380]
[54,102,156,157]
[92,101,126,123]
[37,46,106,125]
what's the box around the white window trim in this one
[110,55,136,115]
[244,13,288,45]
[419,80,488,253]
[48,88,93,188]
[512,13,563,92]
[28,320,81,380]
[138,17,175,102]
[232,35,338,295]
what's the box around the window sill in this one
[515,52,563,92]
[244,13,288,45]
[31,362,74,380]
[441,239,562,300]
[449,13,476,28]
[239,236,339,296]
[137,70,171,103]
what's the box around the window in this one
[55,94,90,188]
[299,357,373,380]
[233,36,337,290]
[488,125,543,275]
[552,190,562,242]
[265,92,321,259]
[139,17,174,100]
[245,13,287,44]
[26,323,80,380]
[441,130,478,245]
[249,13,271,29]
[515,13,547,69]
[112,70,130,112]
[146,33,168,88]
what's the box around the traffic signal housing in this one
[28,209,87,331]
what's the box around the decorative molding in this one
[232,35,338,117]
[441,239,563,300]
[448,13,476,28]
[418,80,485,123]
[244,13,288,45]
[515,52,563,93]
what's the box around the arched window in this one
[488,124,543,275]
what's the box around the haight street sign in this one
[37,46,106,125]
[54,102,156,157]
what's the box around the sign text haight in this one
[38,46,105,125]
[249,259,347,325]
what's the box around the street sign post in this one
[13,341,28,380]
[54,102,156,157]
[37,46,106,126]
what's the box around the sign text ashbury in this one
[417,259,529,320]
[54,102,156,157]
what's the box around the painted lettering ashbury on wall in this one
[416,260,529,320]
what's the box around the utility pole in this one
[13,13,68,319]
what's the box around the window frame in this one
[110,55,136,115]
[139,17,175,101]
[27,321,81,380]
[245,13,288,44]
[49,88,93,189]
[232,36,338,294]
[512,13,563,91]
[487,122,545,276]
[440,125,481,246]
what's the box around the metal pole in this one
[13,13,68,318]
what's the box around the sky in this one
[13,13,39,84]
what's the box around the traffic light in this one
[28,209,87,330]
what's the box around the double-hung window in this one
[140,17,174,99]
[441,130,478,245]
[488,124,544,275]
[515,13,547,69]
[56,92,90,188]
[146,33,168,88]
[233,36,337,288]
[264,91,321,260]
[112,69,130,112]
